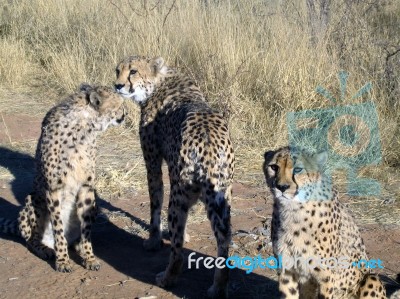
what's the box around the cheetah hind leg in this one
[18,194,35,240]
[18,205,32,239]
[205,187,232,299]
[27,238,55,260]
[155,183,190,288]
[21,195,55,260]
[359,275,386,299]
[143,157,164,251]
[25,223,55,261]
[183,201,202,243]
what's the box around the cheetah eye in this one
[116,69,120,77]
[130,69,137,75]
[270,164,279,172]
[293,167,303,174]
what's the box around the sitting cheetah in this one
[263,146,386,299]
[115,56,234,298]
[0,84,125,272]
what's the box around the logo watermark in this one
[188,252,384,274]
[287,71,382,196]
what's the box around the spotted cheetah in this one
[263,146,386,299]
[0,84,125,272]
[115,56,234,298]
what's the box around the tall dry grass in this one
[0,0,399,175]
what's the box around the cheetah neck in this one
[71,107,104,134]
[274,172,336,222]
[292,173,333,203]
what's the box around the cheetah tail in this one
[0,217,20,236]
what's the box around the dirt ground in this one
[0,95,399,299]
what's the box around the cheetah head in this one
[263,147,330,203]
[80,84,126,131]
[114,55,169,104]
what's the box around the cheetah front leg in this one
[46,190,72,272]
[76,186,100,271]
[156,182,188,288]
[143,153,164,251]
[204,184,232,299]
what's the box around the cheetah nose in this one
[115,84,124,91]
[276,184,290,192]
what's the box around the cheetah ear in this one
[89,91,102,109]
[263,150,276,182]
[314,151,328,167]
[79,83,93,93]
[264,150,276,163]
[150,56,165,74]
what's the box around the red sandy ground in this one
[0,113,399,299]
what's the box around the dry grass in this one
[0,0,399,221]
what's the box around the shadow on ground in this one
[1,147,399,298]
[0,146,280,298]
[94,196,279,298]
[0,146,35,205]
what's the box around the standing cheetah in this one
[115,56,234,298]
[0,85,125,272]
[263,146,386,299]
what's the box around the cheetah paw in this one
[29,245,54,260]
[37,248,55,260]
[27,241,54,260]
[155,271,177,288]
[207,284,228,299]
[84,259,101,271]
[55,261,72,273]
[143,237,163,251]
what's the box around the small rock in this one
[231,241,239,250]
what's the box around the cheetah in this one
[0,84,125,272]
[263,146,386,299]
[115,56,234,298]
